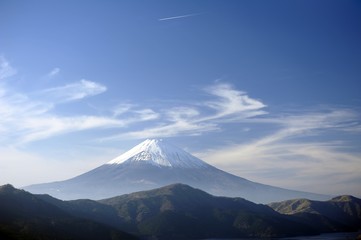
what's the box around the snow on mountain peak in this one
[106,139,210,168]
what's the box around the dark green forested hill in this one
[0,184,136,240]
[269,195,361,232]
[1,183,360,240]
[99,183,316,239]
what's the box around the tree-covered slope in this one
[0,184,136,240]
[269,195,361,232]
[100,183,316,239]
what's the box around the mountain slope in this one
[0,184,136,240]
[24,139,329,203]
[99,183,317,239]
[268,195,361,232]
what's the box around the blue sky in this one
[0,0,360,197]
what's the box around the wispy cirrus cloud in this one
[0,57,16,80]
[0,58,152,144]
[0,84,124,144]
[1,59,266,144]
[112,103,134,117]
[244,109,359,146]
[20,116,125,144]
[112,103,159,121]
[133,108,159,121]
[105,83,267,140]
[39,79,107,102]
[0,88,52,138]
[196,108,361,195]
[47,67,60,78]
[202,83,267,121]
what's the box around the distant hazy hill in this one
[0,184,136,240]
[269,195,361,232]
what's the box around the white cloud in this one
[119,120,218,140]
[250,109,359,146]
[0,88,53,137]
[47,67,60,77]
[196,109,361,196]
[0,86,164,144]
[166,107,200,121]
[0,59,153,145]
[0,84,126,144]
[198,141,361,196]
[203,83,266,118]
[0,56,16,80]
[113,103,134,117]
[133,108,159,121]
[1,64,267,144]
[112,104,159,124]
[19,116,125,144]
[40,79,107,102]
[0,80,160,144]
[107,83,267,140]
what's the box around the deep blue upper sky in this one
[0,0,360,196]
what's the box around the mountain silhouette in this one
[25,139,329,203]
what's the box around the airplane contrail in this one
[158,13,201,21]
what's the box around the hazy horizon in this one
[0,0,360,197]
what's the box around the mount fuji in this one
[24,139,329,203]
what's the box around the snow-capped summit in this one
[107,139,209,169]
